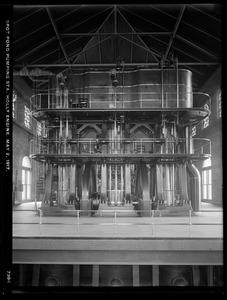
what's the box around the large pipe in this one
[187,163,201,211]
[81,163,98,215]
[135,162,150,216]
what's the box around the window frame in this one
[201,167,212,201]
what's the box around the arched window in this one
[22,156,31,201]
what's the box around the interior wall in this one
[195,67,222,204]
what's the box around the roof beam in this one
[30,36,83,64]
[61,32,171,37]
[14,6,82,44]
[14,8,44,24]
[14,4,114,8]
[164,4,186,59]
[176,35,219,60]
[72,36,112,62]
[120,35,162,57]
[14,62,220,68]
[46,7,70,65]
[71,7,114,65]
[152,5,221,42]
[15,36,56,62]
[117,8,160,61]
[188,4,221,22]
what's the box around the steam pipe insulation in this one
[81,163,99,216]
[150,165,156,209]
[178,163,190,205]
[156,164,164,204]
[135,162,150,216]
[186,163,201,211]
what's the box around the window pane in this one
[22,186,26,200]
[27,170,31,184]
[208,185,212,199]
[202,185,207,199]
[27,185,31,199]
[202,171,207,184]
[22,170,25,184]
[208,169,212,184]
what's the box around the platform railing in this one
[29,137,211,156]
[30,91,210,111]
[13,208,222,238]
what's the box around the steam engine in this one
[30,63,211,216]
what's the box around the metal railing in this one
[30,91,210,111]
[29,137,211,156]
[13,208,222,238]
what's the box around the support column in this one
[69,164,76,204]
[19,265,26,286]
[44,164,52,204]
[58,165,62,205]
[207,266,214,286]
[132,265,140,286]
[125,164,131,202]
[152,265,159,286]
[192,266,200,286]
[32,264,40,286]
[92,265,99,287]
[73,265,80,286]
[101,164,107,203]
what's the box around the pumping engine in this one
[30,57,211,216]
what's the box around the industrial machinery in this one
[29,57,211,216]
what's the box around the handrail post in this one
[77,210,80,225]
[77,210,80,237]
[39,209,42,225]
[151,210,154,237]
[189,209,192,238]
[114,211,117,237]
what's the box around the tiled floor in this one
[13,201,223,239]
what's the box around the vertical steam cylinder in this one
[81,163,98,215]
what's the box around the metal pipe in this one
[161,67,164,108]
[14,62,219,68]
[61,32,172,37]
[176,57,179,108]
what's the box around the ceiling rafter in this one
[164,4,186,59]
[117,8,160,61]
[71,7,114,65]
[52,6,115,76]
[61,31,172,37]
[46,7,70,65]
[121,6,169,32]
[15,36,57,62]
[71,36,112,63]
[152,5,221,42]
[130,29,133,63]
[188,4,221,22]
[60,7,112,36]
[120,35,162,57]
[14,7,44,24]
[133,28,200,62]
[14,6,83,44]
[120,6,171,59]
[14,62,219,68]
[30,36,84,64]
[176,35,218,60]
[97,30,102,64]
